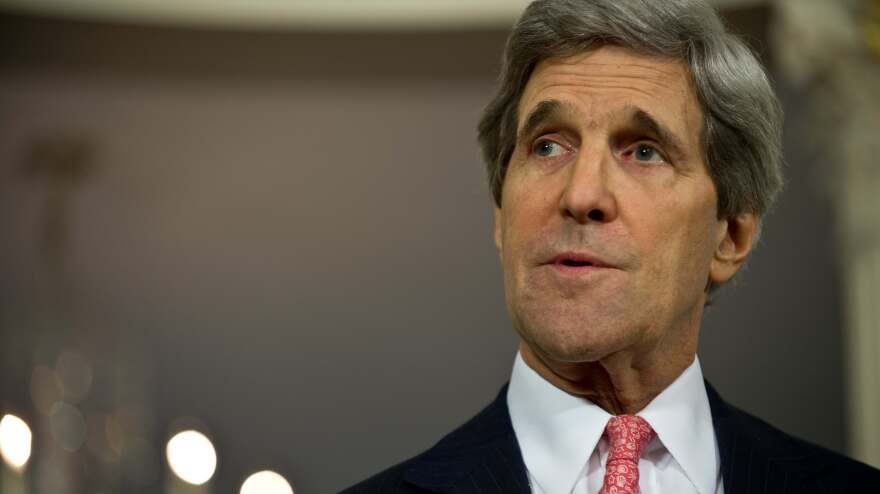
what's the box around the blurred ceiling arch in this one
[0,0,768,31]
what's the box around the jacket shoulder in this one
[763,420,880,489]
[338,385,522,493]
[711,388,880,490]
[338,457,428,494]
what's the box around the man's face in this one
[495,45,737,364]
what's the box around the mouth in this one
[559,259,595,267]
[551,252,609,267]
[547,252,614,274]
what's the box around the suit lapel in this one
[706,381,825,494]
[403,385,531,494]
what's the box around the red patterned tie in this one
[599,415,656,494]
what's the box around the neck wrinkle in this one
[519,341,696,415]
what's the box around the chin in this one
[513,309,632,364]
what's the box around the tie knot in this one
[604,415,656,462]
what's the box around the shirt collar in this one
[638,354,719,494]
[507,351,610,494]
[507,351,719,494]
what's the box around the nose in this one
[559,147,618,224]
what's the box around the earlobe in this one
[709,213,758,285]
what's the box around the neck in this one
[519,339,697,415]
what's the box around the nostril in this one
[588,209,605,221]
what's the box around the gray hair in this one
[478,0,784,223]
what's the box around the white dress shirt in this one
[507,352,724,494]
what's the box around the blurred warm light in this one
[166,430,217,485]
[104,413,125,458]
[240,470,294,494]
[0,414,32,470]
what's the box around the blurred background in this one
[0,0,878,493]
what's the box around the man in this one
[342,0,880,493]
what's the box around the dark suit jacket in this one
[340,382,880,493]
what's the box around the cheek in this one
[635,209,718,295]
[500,183,542,254]
[669,214,721,289]
[500,209,532,278]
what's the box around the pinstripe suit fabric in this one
[340,383,880,493]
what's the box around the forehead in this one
[518,45,703,148]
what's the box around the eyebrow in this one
[517,99,572,142]
[624,105,688,161]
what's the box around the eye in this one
[533,139,565,158]
[631,144,665,163]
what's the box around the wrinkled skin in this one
[493,46,757,413]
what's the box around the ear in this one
[493,207,503,254]
[709,212,758,285]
